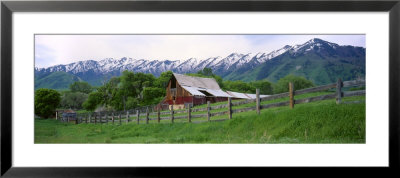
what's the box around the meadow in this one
[35,93,365,144]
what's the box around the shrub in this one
[274,75,315,94]
[35,88,61,118]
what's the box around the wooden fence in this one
[59,78,365,125]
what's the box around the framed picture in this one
[1,0,399,177]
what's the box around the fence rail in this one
[59,79,365,125]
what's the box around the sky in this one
[35,34,365,68]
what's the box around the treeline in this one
[82,71,173,112]
[34,68,315,118]
[193,68,314,95]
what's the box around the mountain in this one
[224,38,366,84]
[35,38,366,89]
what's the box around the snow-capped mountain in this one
[35,38,366,88]
[35,40,299,77]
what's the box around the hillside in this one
[34,71,82,90]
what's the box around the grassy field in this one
[35,93,365,144]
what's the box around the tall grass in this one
[35,96,365,144]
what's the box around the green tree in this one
[274,74,315,94]
[34,88,61,118]
[142,87,165,106]
[250,80,273,95]
[197,67,213,76]
[155,71,173,89]
[60,92,88,109]
[125,96,139,110]
[223,80,255,93]
[97,77,120,108]
[69,81,93,94]
[82,91,103,111]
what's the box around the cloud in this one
[35,34,365,68]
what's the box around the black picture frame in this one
[1,0,399,177]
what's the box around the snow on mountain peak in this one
[36,38,355,78]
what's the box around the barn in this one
[160,73,269,110]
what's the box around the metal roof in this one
[203,88,232,97]
[172,73,270,99]
[181,86,206,96]
[173,73,221,90]
[226,91,270,99]
[181,85,232,97]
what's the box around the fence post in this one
[105,113,108,124]
[228,98,232,119]
[207,101,211,122]
[188,105,191,123]
[336,78,343,104]
[94,113,96,124]
[157,108,161,123]
[119,112,122,125]
[146,107,149,124]
[85,114,88,124]
[171,105,174,123]
[136,110,140,124]
[256,88,260,114]
[112,112,115,124]
[289,82,294,109]
[126,111,129,124]
[88,114,91,123]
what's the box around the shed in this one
[61,109,77,123]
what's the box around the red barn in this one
[161,73,232,110]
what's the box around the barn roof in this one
[226,91,270,99]
[181,85,232,97]
[171,73,270,99]
[173,73,221,90]
[62,109,76,113]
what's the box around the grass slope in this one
[35,71,82,90]
[35,95,365,144]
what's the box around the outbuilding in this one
[61,109,77,123]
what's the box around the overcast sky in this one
[35,34,365,68]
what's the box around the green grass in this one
[35,94,365,144]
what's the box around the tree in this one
[155,71,173,89]
[34,88,61,118]
[197,67,213,76]
[97,77,120,108]
[82,91,103,111]
[60,92,88,109]
[273,74,315,94]
[69,81,93,94]
[250,80,273,95]
[142,87,165,106]
[125,97,139,110]
[223,80,255,93]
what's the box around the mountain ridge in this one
[35,38,366,89]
